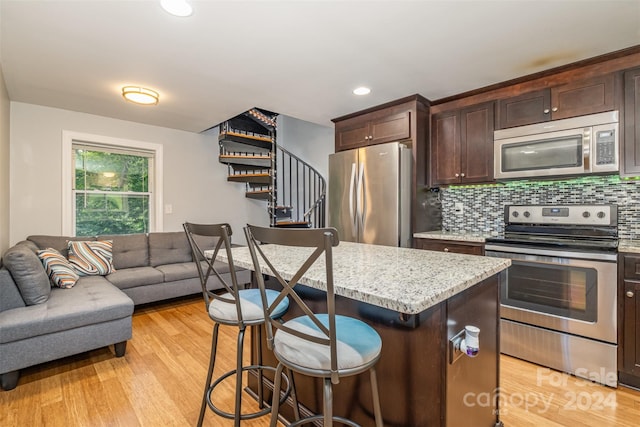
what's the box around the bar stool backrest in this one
[183,222,245,326]
[244,225,342,383]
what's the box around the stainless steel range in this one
[485,204,618,387]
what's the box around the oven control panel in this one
[506,204,616,226]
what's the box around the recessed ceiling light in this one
[122,86,160,105]
[160,0,193,17]
[353,87,371,96]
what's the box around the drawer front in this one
[624,255,640,280]
[415,239,484,256]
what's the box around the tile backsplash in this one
[439,175,640,239]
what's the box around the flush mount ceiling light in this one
[353,86,371,96]
[122,86,160,105]
[160,0,193,17]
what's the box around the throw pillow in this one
[37,248,80,288]
[68,240,115,276]
[2,243,51,305]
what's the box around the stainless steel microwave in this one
[494,111,619,180]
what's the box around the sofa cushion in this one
[18,240,40,254]
[28,235,96,258]
[0,268,26,311]
[68,240,115,276]
[148,232,192,266]
[155,260,231,282]
[105,266,164,290]
[37,248,80,288]
[2,244,51,305]
[98,234,149,269]
[0,276,134,344]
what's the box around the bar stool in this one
[183,222,291,427]
[244,225,384,427]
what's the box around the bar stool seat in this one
[210,289,289,322]
[274,314,381,373]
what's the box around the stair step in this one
[274,206,293,219]
[245,108,277,130]
[274,221,311,228]
[245,189,271,200]
[227,173,271,185]
[219,132,272,152]
[219,154,272,168]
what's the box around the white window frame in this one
[62,131,163,235]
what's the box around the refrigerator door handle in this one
[349,163,357,238]
[357,162,365,229]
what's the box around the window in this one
[62,132,163,236]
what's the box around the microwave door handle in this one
[583,131,591,172]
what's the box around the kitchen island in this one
[216,241,511,426]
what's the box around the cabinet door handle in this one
[444,248,449,252]
[543,109,550,114]
[461,173,465,177]
[455,173,460,177]
[627,291,635,298]
[552,107,558,112]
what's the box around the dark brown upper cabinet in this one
[497,74,616,129]
[431,102,495,186]
[623,66,640,177]
[334,110,410,152]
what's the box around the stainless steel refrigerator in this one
[328,142,411,247]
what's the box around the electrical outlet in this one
[454,202,464,214]
[164,204,173,214]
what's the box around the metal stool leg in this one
[256,325,264,409]
[288,368,300,421]
[323,378,332,427]
[269,363,285,427]
[235,327,245,426]
[198,322,220,427]
[370,367,383,427]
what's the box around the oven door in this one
[485,244,617,344]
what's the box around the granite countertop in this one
[618,239,640,254]
[213,241,511,315]
[413,230,498,243]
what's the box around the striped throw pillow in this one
[68,240,115,276]
[37,248,80,288]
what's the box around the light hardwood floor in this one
[2,295,639,426]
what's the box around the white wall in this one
[276,114,334,224]
[9,103,269,246]
[278,114,333,180]
[0,66,10,255]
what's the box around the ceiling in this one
[1,0,639,133]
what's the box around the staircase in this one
[218,108,326,228]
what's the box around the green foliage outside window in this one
[74,148,151,236]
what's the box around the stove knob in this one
[582,211,591,218]
[512,211,519,218]
[523,211,531,218]
[597,211,606,219]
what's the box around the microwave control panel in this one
[595,129,616,166]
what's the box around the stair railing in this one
[274,145,326,228]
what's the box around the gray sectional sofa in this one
[0,231,250,390]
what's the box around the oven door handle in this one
[484,244,618,262]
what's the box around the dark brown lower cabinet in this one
[619,255,640,389]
